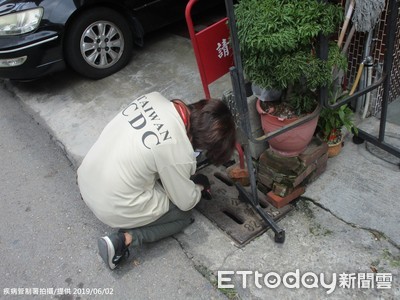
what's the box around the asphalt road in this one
[0,86,225,299]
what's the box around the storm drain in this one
[196,165,293,246]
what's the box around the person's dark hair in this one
[188,99,236,165]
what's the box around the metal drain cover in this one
[196,165,293,246]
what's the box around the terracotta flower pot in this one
[256,99,319,157]
[327,140,343,157]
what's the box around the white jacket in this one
[77,92,202,228]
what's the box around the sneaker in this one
[98,232,130,269]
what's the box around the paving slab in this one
[304,118,400,247]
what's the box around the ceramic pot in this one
[327,140,343,157]
[256,99,319,157]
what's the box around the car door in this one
[123,0,189,33]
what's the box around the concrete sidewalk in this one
[2,31,400,299]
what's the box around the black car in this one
[0,0,220,80]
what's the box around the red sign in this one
[195,17,234,86]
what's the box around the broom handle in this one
[338,0,355,48]
[349,62,365,96]
[341,25,356,54]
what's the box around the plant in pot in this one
[318,100,358,158]
[234,0,344,157]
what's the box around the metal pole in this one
[378,0,398,142]
[225,0,285,243]
[224,0,250,136]
[317,27,329,108]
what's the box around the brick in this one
[227,163,249,186]
[259,149,302,175]
[227,163,248,178]
[307,161,327,184]
[266,186,306,209]
[298,138,328,166]
[257,172,274,189]
[292,162,317,188]
[272,182,293,197]
[315,153,328,168]
[258,142,329,195]
[301,154,328,185]
[258,165,290,183]
[257,182,271,195]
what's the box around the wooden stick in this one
[337,0,355,48]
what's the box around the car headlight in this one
[0,7,43,36]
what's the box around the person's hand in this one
[191,174,212,200]
[191,174,210,189]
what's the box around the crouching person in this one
[77,92,236,269]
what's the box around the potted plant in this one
[318,101,358,157]
[234,0,344,156]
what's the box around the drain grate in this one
[195,165,293,246]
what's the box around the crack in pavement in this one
[299,196,400,250]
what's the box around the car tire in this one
[65,8,133,79]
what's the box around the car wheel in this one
[65,8,133,79]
